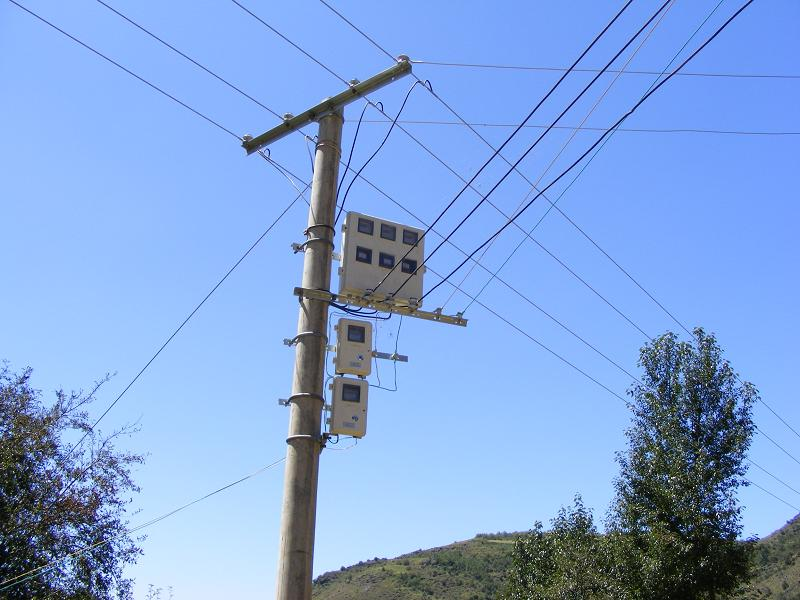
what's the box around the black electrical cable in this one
[410,59,800,80]
[365,0,641,297]
[357,120,800,137]
[334,80,424,225]
[420,0,755,303]
[336,101,373,218]
[385,0,673,300]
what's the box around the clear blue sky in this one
[2,0,799,597]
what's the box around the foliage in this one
[0,364,143,599]
[609,328,757,599]
[500,495,619,600]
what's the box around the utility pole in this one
[276,109,342,600]
[242,59,412,600]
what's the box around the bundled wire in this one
[334,80,426,224]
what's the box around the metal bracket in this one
[278,392,326,408]
[283,331,328,347]
[294,287,467,327]
[291,242,306,254]
[373,351,409,363]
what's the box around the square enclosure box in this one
[330,377,368,438]
[334,318,373,377]
[339,212,425,307]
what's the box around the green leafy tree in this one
[0,364,143,599]
[610,328,757,599]
[501,495,618,600]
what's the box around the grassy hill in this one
[311,533,516,599]
[313,518,800,600]
[737,515,800,599]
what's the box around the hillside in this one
[737,515,800,599]
[311,533,515,599]
[313,518,800,600]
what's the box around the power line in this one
[410,59,800,81]
[0,458,286,593]
[359,119,800,137]
[419,0,755,305]
[372,0,656,298]
[5,0,240,141]
[399,0,675,302]
[747,458,800,498]
[445,0,675,312]
[92,0,282,120]
[744,477,800,513]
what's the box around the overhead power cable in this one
[92,0,282,120]
[7,0,241,140]
[359,120,800,137]
[747,458,800,498]
[744,477,800,513]
[388,0,673,301]
[442,0,675,311]
[0,458,286,593]
[371,0,661,297]
[417,0,756,304]
[410,59,800,80]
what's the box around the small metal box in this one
[339,212,425,306]
[334,318,373,377]
[330,377,368,438]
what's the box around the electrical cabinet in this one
[334,318,372,377]
[339,211,425,307]
[329,377,368,438]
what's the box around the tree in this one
[0,364,143,599]
[610,328,757,599]
[501,495,618,600]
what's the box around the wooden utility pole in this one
[276,109,342,599]
[242,59,412,599]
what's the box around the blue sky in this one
[2,0,799,597]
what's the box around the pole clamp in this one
[283,331,328,347]
[286,434,325,446]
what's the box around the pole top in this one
[242,57,412,155]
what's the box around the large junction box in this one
[339,212,425,306]
[329,377,368,438]
[334,318,373,377]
